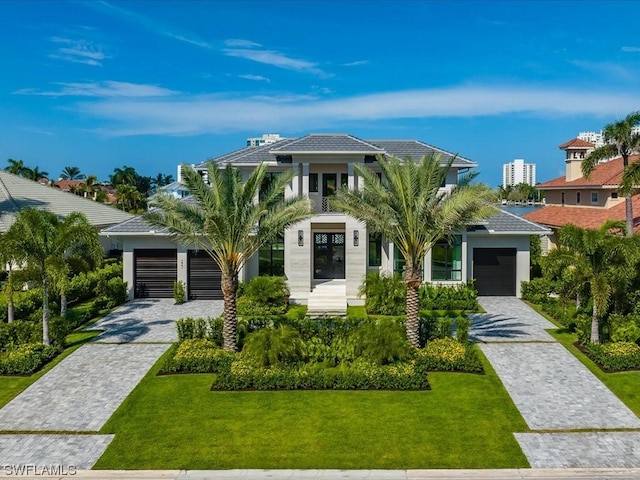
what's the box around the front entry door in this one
[314,232,345,279]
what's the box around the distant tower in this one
[502,159,536,187]
[246,133,284,147]
[558,138,595,182]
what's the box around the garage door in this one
[473,248,516,296]
[134,249,177,298]
[188,250,223,300]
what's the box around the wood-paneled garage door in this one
[134,249,177,298]
[188,250,223,300]
[473,248,517,296]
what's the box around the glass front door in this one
[313,232,345,279]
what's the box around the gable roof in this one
[523,195,640,232]
[469,208,551,235]
[537,155,640,189]
[559,138,595,149]
[198,134,476,168]
[0,170,132,232]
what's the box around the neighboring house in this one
[101,134,550,308]
[154,180,189,199]
[524,137,640,250]
[0,170,133,253]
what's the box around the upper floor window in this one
[611,192,619,199]
[591,192,599,204]
[576,192,581,204]
[309,173,318,193]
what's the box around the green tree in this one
[543,221,635,343]
[115,184,146,213]
[332,154,494,347]
[582,111,640,237]
[4,158,27,176]
[8,209,101,344]
[109,166,137,186]
[0,229,27,323]
[23,166,49,181]
[79,174,102,200]
[144,163,312,351]
[60,166,85,180]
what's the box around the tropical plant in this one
[115,184,146,212]
[78,174,102,200]
[241,325,305,367]
[332,154,493,347]
[543,221,637,343]
[7,209,102,345]
[144,163,312,351]
[60,166,85,180]
[22,166,49,181]
[109,165,138,186]
[0,230,27,323]
[4,158,27,176]
[582,111,640,237]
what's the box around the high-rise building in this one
[502,159,536,187]
[246,133,284,147]
[578,127,640,149]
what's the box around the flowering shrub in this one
[162,339,235,374]
[415,338,482,373]
[586,342,640,371]
[0,343,57,375]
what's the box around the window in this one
[431,235,462,281]
[611,192,619,199]
[368,233,382,267]
[259,234,284,276]
[561,192,565,205]
[393,246,406,275]
[576,192,581,204]
[309,173,318,193]
[591,191,599,204]
[341,173,348,189]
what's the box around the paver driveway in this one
[0,299,222,468]
[472,297,640,468]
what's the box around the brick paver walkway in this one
[472,297,640,468]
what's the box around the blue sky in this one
[1,0,640,187]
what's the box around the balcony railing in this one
[310,194,340,213]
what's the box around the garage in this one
[188,250,223,300]
[473,248,516,296]
[134,249,177,298]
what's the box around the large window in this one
[309,173,318,193]
[431,235,462,281]
[258,234,284,276]
[368,233,382,267]
[393,245,406,275]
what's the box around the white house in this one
[101,134,549,312]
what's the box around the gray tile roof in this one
[270,134,385,154]
[196,139,296,167]
[468,208,551,234]
[0,170,132,232]
[369,140,476,167]
[101,196,198,234]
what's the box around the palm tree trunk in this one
[590,302,599,344]
[42,276,51,346]
[7,298,14,323]
[405,266,421,348]
[625,195,633,238]
[60,293,67,318]
[221,271,238,352]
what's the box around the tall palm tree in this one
[332,154,494,347]
[8,209,101,345]
[543,221,635,343]
[110,166,138,186]
[60,166,85,180]
[115,184,146,212]
[23,166,49,181]
[582,111,640,237]
[0,230,27,323]
[79,174,101,200]
[4,158,26,176]
[145,163,312,351]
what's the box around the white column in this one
[286,162,299,199]
[302,163,309,195]
[177,244,188,296]
[123,243,135,300]
[347,162,355,189]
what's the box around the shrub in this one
[173,281,186,305]
[0,321,40,350]
[162,339,235,373]
[236,297,287,316]
[49,316,69,348]
[0,343,57,375]
[521,277,555,305]
[585,342,640,371]
[455,316,471,343]
[240,276,289,304]
[419,282,478,311]
[359,272,406,315]
[241,325,305,367]
[415,338,483,373]
[609,314,640,344]
[348,321,411,365]
[176,317,209,342]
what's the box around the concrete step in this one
[307,282,347,317]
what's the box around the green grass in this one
[95,348,529,470]
[0,329,100,408]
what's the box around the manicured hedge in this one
[0,343,58,375]
[585,342,640,371]
[415,338,483,373]
[162,339,235,374]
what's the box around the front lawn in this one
[95,348,528,469]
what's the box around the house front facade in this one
[101,134,549,309]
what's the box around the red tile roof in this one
[54,179,85,190]
[558,138,595,149]
[523,194,640,232]
[538,155,640,189]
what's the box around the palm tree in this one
[144,163,312,351]
[7,209,101,345]
[332,154,494,347]
[60,166,85,180]
[115,184,146,212]
[0,230,27,323]
[582,111,640,237]
[4,158,26,176]
[110,166,138,186]
[543,221,635,343]
[22,166,49,181]
[79,174,101,200]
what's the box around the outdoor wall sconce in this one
[298,230,304,246]
[353,230,359,247]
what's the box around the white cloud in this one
[224,48,330,77]
[238,74,270,83]
[571,60,632,80]
[225,38,262,48]
[49,37,108,66]
[71,84,640,136]
[342,60,369,67]
[14,81,179,98]
[622,46,640,53]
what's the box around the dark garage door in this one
[473,248,516,296]
[188,250,223,300]
[134,249,177,298]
